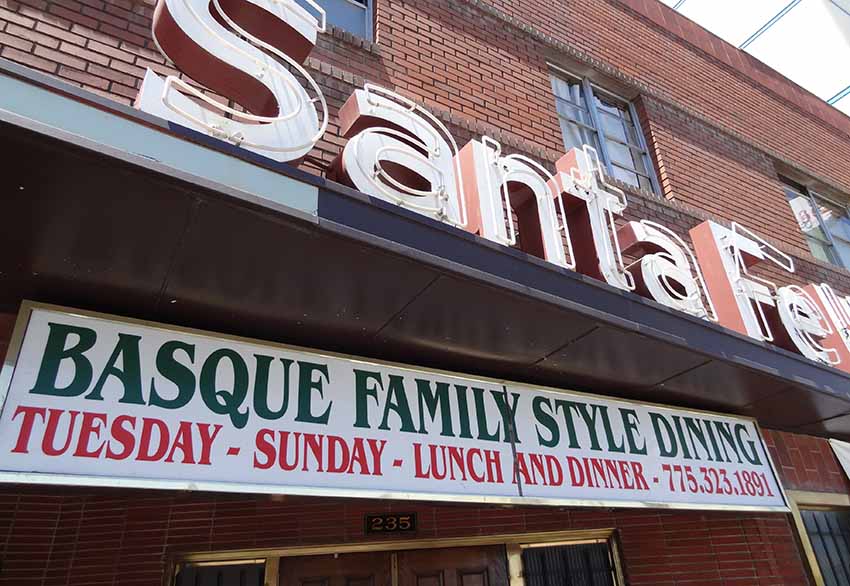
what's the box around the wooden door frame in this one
[166,528,625,586]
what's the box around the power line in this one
[828,83,850,105]
[739,0,803,49]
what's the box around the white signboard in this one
[0,304,788,511]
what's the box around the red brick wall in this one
[764,429,850,494]
[0,486,812,586]
[476,0,850,192]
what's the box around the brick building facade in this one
[2,0,850,585]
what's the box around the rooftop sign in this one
[0,304,787,511]
[134,0,850,375]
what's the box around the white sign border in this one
[0,300,791,513]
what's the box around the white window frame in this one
[549,66,661,195]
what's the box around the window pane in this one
[785,190,833,243]
[555,99,594,128]
[551,76,587,108]
[816,196,850,242]
[607,142,648,176]
[558,118,600,154]
[833,238,850,267]
[611,165,640,189]
[599,112,642,148]
[807,236,839,265]
[593,92,631,121]
[802,510,850,586]
[611,164,652,191]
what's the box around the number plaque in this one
[365,513,417,534]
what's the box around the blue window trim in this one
[552,70,661,196]
[782,178,850,269]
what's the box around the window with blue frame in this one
[550,69,660,195]
[782,177,850,269]
[299,0,372,40]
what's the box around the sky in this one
[657,0,850,116]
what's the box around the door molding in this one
[167,528,620,586]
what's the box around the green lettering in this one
[735,424,762,465]
[650,413,678,458]
[295,361,332,425]
[533,397,559,448]
[473,387,500,442]
[379,375,416,432]
[620,408,647,455]
[353,369,382,429]
[253,355,292,421]
[86,333,144,404]
[415,379,454,437]
[199,349,249,429]
[149,340,196,410]
[29,322,97,398]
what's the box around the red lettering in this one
[413,443,429,478]
[618,460,634,489]
[631,461,649,490]
[367,439,385,476]
[253,428,275,470]
[484,449,502,483]
[326,435,349,473]
[545,455,563,486]
[165,421,196,464]
[467,448,485,482]
[567,456,585,487]
[106,415,136,460]
[42,409,79,456]
[10,405,46,454]
[303,433,324,472]
[137,417,169,462]
[196,423,221,466]
[72,412,107,458]
[278,431,300,471]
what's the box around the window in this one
[800,509,850,586]
[550,71,659,194]
[175,560,266,586]
[782,178,850,268]
[522,542,620,586]
[300,0,373,40]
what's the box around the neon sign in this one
[135,0,850,375]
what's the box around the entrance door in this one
[397,545,509,586]
[279,551,392,586]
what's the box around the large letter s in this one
[136,0,328,161]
